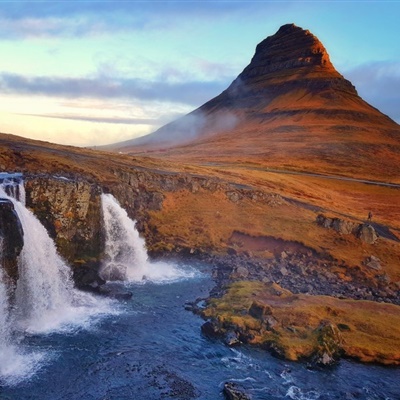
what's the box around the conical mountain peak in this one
[226,23,355,99]
[112,23,399,180]
[246,23,335,77]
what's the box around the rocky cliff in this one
[0,198,24,282]
[24,176,103,267]
[15,168,284,279]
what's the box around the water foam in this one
[285,385,321,400]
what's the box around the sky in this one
[0,0,399,147]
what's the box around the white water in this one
[0,175,25,204]
[0,181,116,384]
[0,186,113,334]
[0,238,44,384]
[100,193,196,283]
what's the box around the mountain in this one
[1,24,400,369]
[110,23,400,182]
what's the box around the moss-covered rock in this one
[202,280,400,365]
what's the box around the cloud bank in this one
[346,61,400,122]
[0,72,229,106]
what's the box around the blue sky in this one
[0,0,398,146]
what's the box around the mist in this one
[126,110,239,149]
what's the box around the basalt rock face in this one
[243,23,336,76]
[25,177,103,265]
[13,168,284,274]
[0,198,24,282]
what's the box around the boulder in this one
[311,321,343,366]
[331,218,358,235]
[231,266,249,279]
[279,266,289,276]
[226,191,240,203]
[316,214,332,228]
[73,261,106,291]
[317,214,358,234]
[364,255,381,271]
[201,320,222,337]
[225,331,240,346]
[357,224,378,244]
[265,315,279,331]
[223,382,252,400]
[248,301,272,319]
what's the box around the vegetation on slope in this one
[202,281,400,365]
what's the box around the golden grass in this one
[2,133,400,350]
[148,184,400,281]
[204,281,400,364]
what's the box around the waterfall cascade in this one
[0,175,195,385]
[100,193,196,283]
[0,230,43,384]
[101,193,148,281]
[0,243,16,376]
[0,172,25,204]
[0,175,113,385]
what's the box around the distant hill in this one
[108,23,400,181]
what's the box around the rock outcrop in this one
[201,280,400,365]
[25,176,103,264]
[316,214,378,244]
[357,223,378,244]
[0,198,24,282]
[223,382,251,400]
[311,321,343,366]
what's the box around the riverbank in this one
[184,252,400,366]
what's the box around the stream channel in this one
[2,261,399,400]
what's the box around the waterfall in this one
[100,193,148,281]
[0,239,14,373]
[12,196,77,332]
[0,182,78,332]
[100,193,196,283]
[0,175,116,384]
[0,238,43,384]
[0,172,25,204]
[0,179,114,335]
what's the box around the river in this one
[1,261,399,400]
[0,180,399,399]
